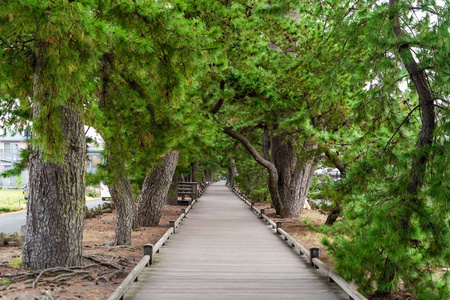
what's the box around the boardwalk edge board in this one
[108,183,209,300]
[227,184,367,300]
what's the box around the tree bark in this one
[22,105,86,269]
[190,161,198,182]
[97,52,137,245]
[227,167,235,187]
[109,177,135,245]
[271,135,316,216]
[165,174,179,205]
[224,127,281,207]
[136,151,179,227]
[324,149,347,226]
[22,41,86,270]
[271,132,296,215]
[225,127,315,217]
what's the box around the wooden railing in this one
[177,181,210,203]
[198,181,210,197]
[108,199,198,300]
[227,184,367,300]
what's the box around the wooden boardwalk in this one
[124,182,348,300]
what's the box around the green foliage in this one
[312,1,450,298]
[8,255,22,268]
[0,190,26,212]
[14,174,22,188]
[0,149,29,179]
[0,278,11,287]
[0,1,106,161]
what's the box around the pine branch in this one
[380,105,420,154]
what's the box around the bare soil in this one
[0,205,186,300]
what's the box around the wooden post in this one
[251,202,255,209]
[276,221,282,234]
[170,220,175,233]
[260,209,265,219]
[310,247,320,269]
[181,208,186,214]
[144,244,153,265]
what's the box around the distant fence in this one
[227,184,367,300]
[177,181,210,203]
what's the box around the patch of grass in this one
[0,190,26,212]
[0,278,11,287]
[8,256,22,268]
[0,205,24,212]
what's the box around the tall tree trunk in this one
[296,161,316,213]
[272,136,316,217]
[165,174,179,206]
[22,104,86,269]
[109,177,135,245]
[98,52,136,245]
[225,127,317,217]
[324,149,347,226]
[136,151,179,227]
[227,167,234,187]
[22,41,86,269]
[224,127,281,216]
[376,1,437,292]
[227,158,237,188]
[190,161,198,182]
[271,132,297,215]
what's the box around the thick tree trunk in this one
[271,135,316,217]
[190,161,198,182]
[97,52,137,245]
[297,161,316,213]
[22,41,86,269]
[22,104,86,269]
[203,170,214,183]
[227,158,238,188]
[224,127,316,218]
[227,167,235,187]
[136,151,179,227]
[109,177,135,245]
[271,132,297,215]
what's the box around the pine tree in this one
[316,1,450,297]
[0,1,104,269]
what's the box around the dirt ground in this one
[0,205,186,300]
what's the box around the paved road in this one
[125,182,348,300]
[0,198,106,234]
